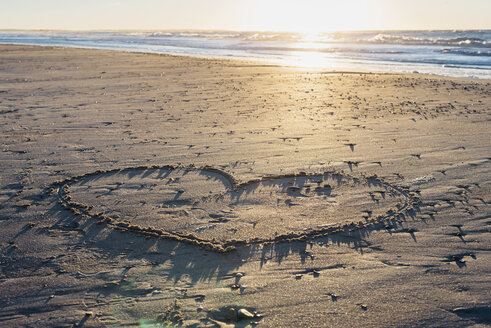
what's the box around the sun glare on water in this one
[290,51,329,68]
[247,0,379,68]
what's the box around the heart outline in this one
[51,164,419,252]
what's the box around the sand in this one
[0,44,489,327]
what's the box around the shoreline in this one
[1,43,489,81]
[0,44,489,327]
[0,34,490,80]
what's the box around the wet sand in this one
[0,44,490,327]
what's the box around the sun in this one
[251,0,371,33]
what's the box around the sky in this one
[0,0,490,32]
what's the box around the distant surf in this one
[0,30,490,79]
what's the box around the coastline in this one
[2,42,490,81]
[1,29,490,79]
[0,44,489,327]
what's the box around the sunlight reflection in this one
[283,33,338,68]
[290,51,331,68]
[300,33,326,43]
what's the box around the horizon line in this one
[0,28,490,34]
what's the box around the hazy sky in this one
[0,0,489,31]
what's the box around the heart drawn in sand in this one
[53,165,417,252]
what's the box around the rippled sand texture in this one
[0,45,489,327]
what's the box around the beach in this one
[0,44,489,327]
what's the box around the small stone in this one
[295,274,302,280]
[237,308,254,320]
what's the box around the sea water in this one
[0,30,489,79]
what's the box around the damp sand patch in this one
[52,165,418,252]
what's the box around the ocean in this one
[0,30,490,79]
